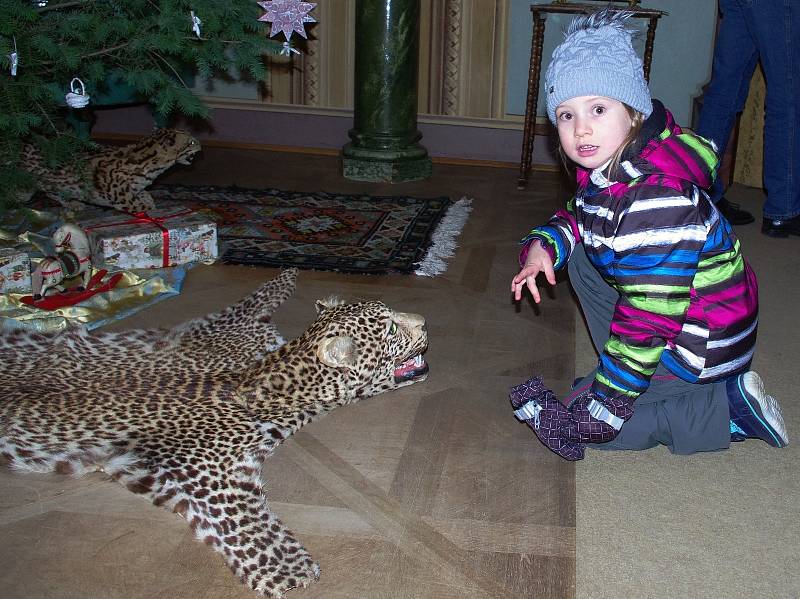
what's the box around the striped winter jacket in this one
[521,100,759,403]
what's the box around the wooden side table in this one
[517,2,666,189]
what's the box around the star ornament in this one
[258,0,317,41]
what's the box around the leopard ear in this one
[315,296,344,314]
[316,336,356,368]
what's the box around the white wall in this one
[505,0,718,127]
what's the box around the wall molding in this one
[93,131,559,171]
[91,102,557,167]
[202,97,538,131]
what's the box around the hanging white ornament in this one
[279,41,300,57]
[257,0,316,41]
[65,77,90,108]
[8,36,18,77]
[190,10,202,38]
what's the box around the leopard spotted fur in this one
[23,128,200,213]
[0,268,429,597]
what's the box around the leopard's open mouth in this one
[178,151,200,166]
[394,353,429,383]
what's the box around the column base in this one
[341,147,432,183]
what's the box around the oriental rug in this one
[149,184,472,276]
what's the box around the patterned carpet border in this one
[149,184,464,275]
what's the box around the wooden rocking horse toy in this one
[31,223,92,300]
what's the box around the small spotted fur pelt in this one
[0,268,429,597]
[23,129,200,213]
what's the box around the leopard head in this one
[154,129,201,166]
[250,298,428,410]
[310,298,429,396]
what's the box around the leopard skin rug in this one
[0,268,429,597]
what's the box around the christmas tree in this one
[0,0,291,212]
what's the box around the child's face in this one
[555,96,633,171]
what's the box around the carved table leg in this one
[518,12,546,190]
[643,17,660,82]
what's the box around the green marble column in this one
[341,0,432,182]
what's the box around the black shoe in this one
[716,197,755,225]
[762,213,800,238]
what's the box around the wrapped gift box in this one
[82,206,217,270]
[0,248,33,294]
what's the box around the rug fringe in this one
[414,197,473,277]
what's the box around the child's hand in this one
[511,240,556,303]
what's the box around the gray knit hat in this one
[544,10,652,124]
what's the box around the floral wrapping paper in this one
[82,206,218,270]
[0,248,32,294]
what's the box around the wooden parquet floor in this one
[0,149,576,599]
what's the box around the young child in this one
[509,10,788,461]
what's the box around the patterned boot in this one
[510,376,586,461]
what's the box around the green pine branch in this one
[0,0,287,213]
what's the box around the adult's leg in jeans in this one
[695,0,759,203]
[567,245,731,453]
[750,0,800,219]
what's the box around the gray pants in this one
[568,245,731,454]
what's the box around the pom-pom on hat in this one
[544,9,652,124]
